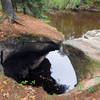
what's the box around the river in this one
[46,11,100,40]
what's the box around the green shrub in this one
[20,80,28,85]
[88,87,95,93]
[12,0,48,18]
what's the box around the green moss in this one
[87,59,100,75]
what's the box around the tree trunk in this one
[22,0,27,14]
[0,0,23,26]
[1,0,15,17]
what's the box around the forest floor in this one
[0,12,64,42]
[0,72,100,100]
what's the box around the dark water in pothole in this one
[46,11,100,40]
[2,49,77,95]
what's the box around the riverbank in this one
[47,0,100,13]
[49,7,100,13]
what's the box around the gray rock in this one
[63,30,100,82]
[63,30,100,61]
[0,34,61,82]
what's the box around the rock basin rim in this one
[0,12,64,43]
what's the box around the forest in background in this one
[48,0,100,9]
[0,0,100,18]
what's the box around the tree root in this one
[0,13,24,26]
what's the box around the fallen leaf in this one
[93,98,96,100]
[0,12,2,17]
[21,97,27,100]
[3,92,9,98]
[0,89,4,93]
[75,97,78,100]
[30,96,35,100]
[3,81,7,85]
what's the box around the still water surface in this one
[46,11,100,40]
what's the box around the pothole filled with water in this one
[2,50,77,95]
[46,50,77,93]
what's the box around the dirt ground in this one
[35,85,100,100]
[0,72,100,100]
[0,12,64,42]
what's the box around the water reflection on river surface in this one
[46,11,100,40]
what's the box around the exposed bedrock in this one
[0,35,61,82]
[63,30,100,88]
[0,13,64,82]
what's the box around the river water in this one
[46,11,100,40]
